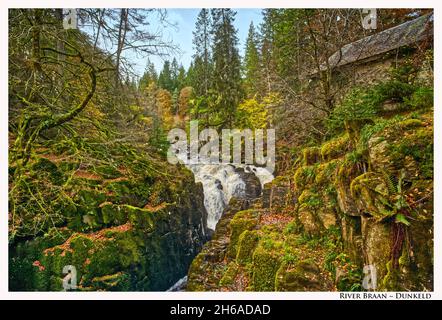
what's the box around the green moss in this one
[293,165,316,189]
[283,220,302,236]
[315,160,339,185]
[388,125,433,179]
[398,118,424,129]
[101,203,127,225]
[91,272,131,291]
[219,262,239,286]
[334,161,362,215]
[76,189,106,210]
[381,260,401,291]
[228,210,260,259]
[298,189,321,207]
[186,253,207,291]
[350,172,391,219]
[94,165,122,179]
[104,180,132,203]
[114,232,143,267]
[251,233,284,291]
[275,259,324,291]
[236,230,260,265]
[102,202,160,229]
[302,147,320,166]
[31,158,64,185]
[320,134,350,161]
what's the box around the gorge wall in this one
[187,104,433,292]
[9,153,209,291]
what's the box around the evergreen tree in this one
[158,60,174,91]
[139,59,158,91]
[192,8,212,97]
[210,8,243,127]
[185,61,195,87]
[259,9,277,95]
[170,58,180,89]
[243,22,261,97]
[176,65,186,91]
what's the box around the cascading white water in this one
[175,150,274,230]
[189,163,245,230]
[167,147,274,291]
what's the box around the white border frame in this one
[1,0,439,300]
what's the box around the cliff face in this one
[9,155,209,291]
[187,109,433,292]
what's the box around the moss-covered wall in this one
[187,107,433,292]
[9,157,209,291]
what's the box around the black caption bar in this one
[0,300,436,318]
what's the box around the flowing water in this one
[176,149,274,230]
[167,148,274,291]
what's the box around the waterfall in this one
[175,149,274,231]
[167,146,274,292]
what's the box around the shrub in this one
[404,87,433,110]
[327,88,378,132]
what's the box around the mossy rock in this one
[236,230,260,265]
[219,262,239,287]
[251,233,284,291]
[297,204,323,235]
[368,114,433,179]
[31,157,64,185]
[335,162,362,216]
[318,205,338,230]
[314,159,339,186]
[227,210,260,259]
[261,176,291,209]
[340,215,364,265]
[123,205,156,232]
[90,272,131,291]
[350,172,392,219]
[100,203,127,226]
[148,180,172,206]
[302,147,321,166]
[94,165,123,179]
[297,189,334,233]
[320,134,350,161]
[98,203,159,232]
[344,119,370,147]
[75,189,106,210]
[298,189,322,207]
[275,260,325,291]
[362,219,392,290]
[398,118,425,129]
[293,165,316,189]
[104,180,134,204]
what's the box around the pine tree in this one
[243,22,261,98]
[271,9,304,87]
[210,8,243,127]
[139,59,158,91]
[259,9,277,95]
[176,65,186,91]
[158,60,174,92]
[170,58,180,89]
[192,9,212,96]
[185,61,195,87]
